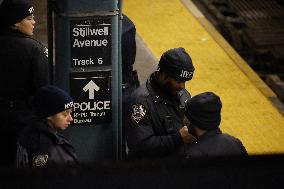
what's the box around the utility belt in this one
[0,98,30,109]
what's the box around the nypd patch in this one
[32,155,48,167]
[131,104,146,124]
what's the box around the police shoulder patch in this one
[131,104,147,124]
[32,154,48,167]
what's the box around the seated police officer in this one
[126,47,195,159]
[16,85,79,168]
[184,92,248,157]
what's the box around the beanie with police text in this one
[34,85,73,118]
[158,47,195,81]
[0,0,34,28]
[185,92,222,130]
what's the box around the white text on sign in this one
[73,101,111,111]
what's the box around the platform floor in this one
[124,0,284,155]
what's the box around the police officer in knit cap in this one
[16,85,78,168]
[0,0,49,166]
[0,0,35,29]
[184,92,247,157]
[126,47,195,159]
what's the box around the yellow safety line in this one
[124,0,284,155]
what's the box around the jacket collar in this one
[0,28,30,38]
[196,128,222,142]
[33,119,70,145]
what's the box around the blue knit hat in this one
[185,92,222,130]
[158,47,195,81]
[34,85,73,118]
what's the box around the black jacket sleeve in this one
[31,41,49,88]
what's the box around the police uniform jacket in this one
[0,29,49,165]
[16,119,79,168]
[186,128,248,158]
[0,29,49,101]
[126,72,191,159]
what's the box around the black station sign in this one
[70,71,112,126]
[70,16,112,68]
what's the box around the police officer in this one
[121,14,140,158]
[121,14,139,88]
[16,85,78,168]
[0,0,49,166]
[126,47,195,159]
[184,92,248,157]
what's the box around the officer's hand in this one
[179,126,195,144]
[182,117,191,127]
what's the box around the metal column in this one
[47,0,122,162]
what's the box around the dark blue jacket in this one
[186,128,248,158]
[0,29,49,166]
[126,72,191,159]
[16,119,79,168]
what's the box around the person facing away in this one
[126,47,195,159]
[16,85,79,168]
[184,92,248,158]
[0,0,49,166]
[121,14,139,158]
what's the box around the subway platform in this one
[31,0,284,155]
[123,0,284,155]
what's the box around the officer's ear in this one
[46,116,55,128]
[159,71,170,81]
[11,22,20,30]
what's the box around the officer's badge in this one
[32,155,48,167]
[131,104,146,124]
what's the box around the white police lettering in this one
[73,38,108,48]
[73,58,94,66]
[65,102,73,109]
[73,27,109,37]
[28,7,34,14]
[73,101,110,111]
[72,26,109,48]
[73,119,92,124]
[73,112,106,119]
[73,111,107,124]
[180,70,192,79]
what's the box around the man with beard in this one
[126,47,195,159]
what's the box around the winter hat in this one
[185,92,222,130]
[34,85,73,118]
[158,47,195,81]
[0,0,34,28]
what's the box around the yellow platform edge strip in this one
[123,0,284,155]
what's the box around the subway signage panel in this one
[70,71,112,126]
[70,16,112,67]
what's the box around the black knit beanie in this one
[158,47,195,81]
[34,85,73,118]
[185,92,222,130]
[0,0,34,28]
